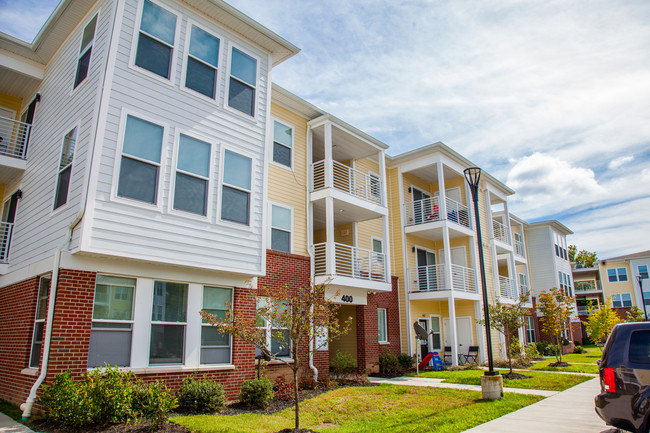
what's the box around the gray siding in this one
[84,0,270,273]
[6,0,113,271]
[525,227,557,296]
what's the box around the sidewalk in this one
[0,412,34,433]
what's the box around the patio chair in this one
[461,346,479,364]
[443,346,452,365]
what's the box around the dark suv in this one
[595,322,650,433]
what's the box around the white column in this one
[447,297,459,366]
[507,252,518,298]
[382,214,390,283]
[325,196,336,276]
[436,161,447,219]
[378,151,387,207]
[307,125,313,191]
[503,200,513,245]
[324,122,333,189]
[131,278,153,368]
[185,283,202,367]
[463,180,474,230]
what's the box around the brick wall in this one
[0,276,41,406]
[356,276,401,373]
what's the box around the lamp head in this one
[464,167,481,188]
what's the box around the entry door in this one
[417,318,430,358]
[412,187,431,224]
[416,248,436,291]
[443,317,474,358]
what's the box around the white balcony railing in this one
[577,305,598,315]
[310,160,383,205]
[499,276,517,299]
[515,239,525,257]
[312,242,387,282]
[0,222,14,263]
[407,264,477,294]
[492,219,510,244]
[575,280,602,292]
[404,197,470,228]
[0,116,30,160]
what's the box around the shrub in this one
[132,380,178,430]
[493,357,532,369]
[298,377,319,390]
[378,352,401,376]
[330,351,356,377]
[39,371,90,427]
[176,376,225,414]
[397,353,414,370]
[84,366,134,425]
[273,376,294,401]
[545,344,560,357]
[573,345,586,354]
[239,377,274,408]
[524,342,542,360]
[535,341,549,356]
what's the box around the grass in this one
[0,399,23,423]
[406,369,590,391]
[545,344,602,364]
[528,361,599,374]
[171,385,543,433]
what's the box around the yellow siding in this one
[268,103,309,256]
[330,305,357,361]
[0,92,22,119]
[356,218,383,252]
[599,261,635,302]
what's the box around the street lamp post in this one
[464,167,501,399]
[637,276,648,321]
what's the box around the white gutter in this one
[20,249,61,419]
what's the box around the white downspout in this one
[21,249,61,420]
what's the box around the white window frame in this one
[256,297,292,359]
[224,42,260,120]
[129,0,179,86]
[377,308,388,343]
[180,20,223,101]
[111,109,167,211]
[269,202,293,253]
[218,146,255,228]
[168,130,215,219]
[429,315,442,352]
[52,125,79,212]
[200,286,233,365]
[525,316,536,343]
[29,276,51,369]
[608,267,628,283]
[72,13,99,91]
[270,118,294,170]
[149,280,188,366]
[639,265,649,280]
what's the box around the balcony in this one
[575,280,602,293]
[498,276,517,300]
[0,116,30,183]
[403,197,472,241]
[577,305,598,315]
[407,264,479,300]
[492,219,510,244]
[0,222,13,272]
[312,242,390,293]
[514,239,526,259]
[311,160,383,205]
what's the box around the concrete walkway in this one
[0,412,34,433]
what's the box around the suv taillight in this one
[603,367,616,393]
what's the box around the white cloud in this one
[608,155,634,170]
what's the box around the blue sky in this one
[1,0,649,258]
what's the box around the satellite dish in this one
[413,322,429,340]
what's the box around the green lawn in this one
[406,370,590,391]
[528,361,599,374]
[171,385,543,433]
[544,344,602,364]
[0,399,23,423]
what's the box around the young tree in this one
[201,282,350,430]
[583,299,621,346]
[568,245,577,262]
[537,287,575,364]
[568,244,598,267]
[625,306,645,322]
[479,295,530,376]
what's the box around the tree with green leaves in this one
[625,306,645,322]
[583,299,621,346]
[201,282,350,431]
[568,245,598,268]
[537,287,575,364]
[479,295,530,376]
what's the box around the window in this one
[53,127,77,210]
[29,276,50,368]
[612,293,633,308]
[117,115,164,204]
[221,150,251,225]
[270,204,291,252]
[430,317,441,349]
[201,286,232,364]
[629,330,650,364]
[150,281,187,364]
[228,47,256,116]
[135,0,177,78]
[173,134,210,215]
[608,267,628,283]
[555,244,559,257]
[256,298,290,358]
[272,121,292,168]
[525,316,536,343]
[638,265,649,280]
[74,15,97,88]
[88,275,135,368]
[377,308,387,343]
[185,24,220,98]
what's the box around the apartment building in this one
[524,221,581,346]
[574,251,650,324]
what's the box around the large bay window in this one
[88,275,136,368]
[150,281,187,365]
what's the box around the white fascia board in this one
[0,48,45,80]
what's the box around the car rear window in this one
[629,330,650,364]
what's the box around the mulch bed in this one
[501,372,532,380]
[548,362,571,367]
[28,419,190,433]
